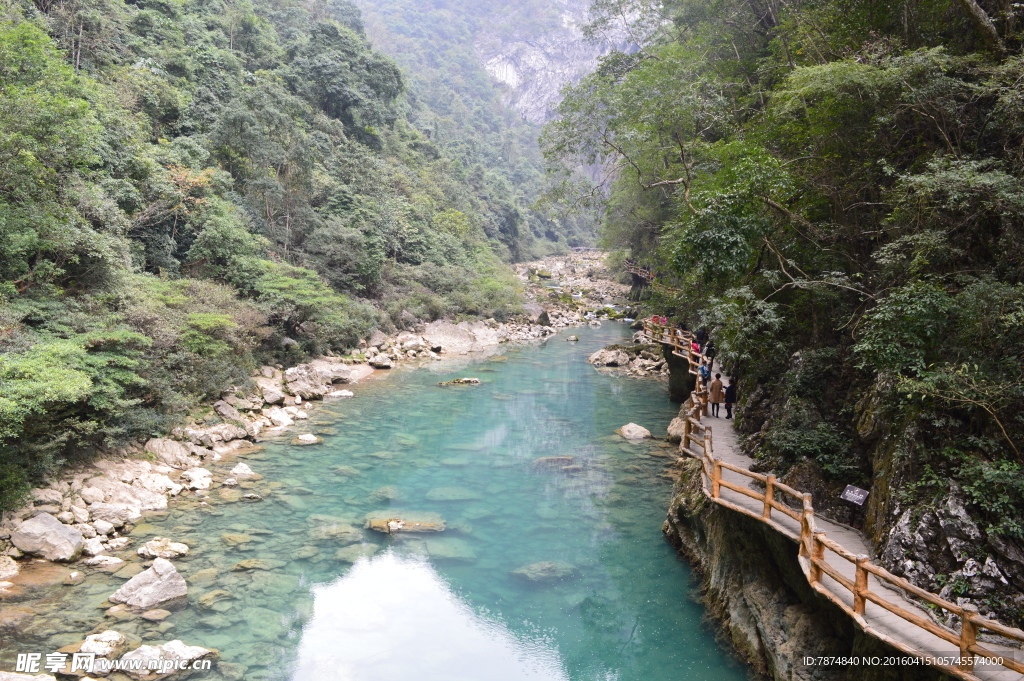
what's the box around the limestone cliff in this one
[475,0,631,122]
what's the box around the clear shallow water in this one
[4,324,747,681]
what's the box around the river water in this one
[4,323,747,681]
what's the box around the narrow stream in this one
[5,324,747,681]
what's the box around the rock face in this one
[284,363,331,399]
[664,458,943,681]
[475,0,630,123]
[666,415,688,444]
[144,438,194,469]
[421,320,505,355]
[368,355,393,369]
[522,303,551,326]
[617,423,652,440]
[108,557,187,609]
[10,512,84,561]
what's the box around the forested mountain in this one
[545,0,1024,622]
[353,0,603,252]
[0,0,578,508]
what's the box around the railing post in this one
[705,428,713,456]
[959,604,979,672]
[854,554,869,615]
[799,493,814,558]
[809,530,826,584]
[711,459,722,499]
[762,474,775,520]
[682,416,691,452]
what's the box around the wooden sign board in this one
[841,485,869,506]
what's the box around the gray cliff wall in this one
[474,0,630,122]
[663,458,951,681]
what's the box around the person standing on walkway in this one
[725,379,736,419]
[704,340,716,367]
[709,373,724,417]
[696,328,708,352]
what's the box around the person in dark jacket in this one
[704,340,716,366]
[724,380,737,419]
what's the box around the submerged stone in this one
[231,559,286,571]
[334,544,380,563]
[425,487,482,501]
[365,511,446,534]
[108,558,187,609]
[437,377,481,386]
[510,561,578,584]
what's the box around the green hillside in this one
[0,0,556,508]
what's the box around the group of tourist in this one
[649,316,737,419]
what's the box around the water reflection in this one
[292,551,569,681]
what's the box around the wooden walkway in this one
[641,322,1024,681]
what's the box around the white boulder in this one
[138,537,189,559]
[229,463,260,480]
[618,423,652,440]
[180,468,212,491]
[108,558,187,609]
[10,512,84,562]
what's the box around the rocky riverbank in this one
[0,254,626,679]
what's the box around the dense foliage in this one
[0,0,562,508]
[545,0,1024,619]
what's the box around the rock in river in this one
[617,423,652,440]
[437,378,480,386]
[108,558,187,609]
[137,537,189,559]
[511,561,578,584]
[365,511,446,534]
[0,556,20,580]
[229,462,261,480]
[335,544,380,563]
[232,559,286,571]
[119,640,217,679]
[10,512,84,562]
[180,467,212,490]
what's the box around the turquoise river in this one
[3,323,748,681]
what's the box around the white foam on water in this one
[291,551,568,681]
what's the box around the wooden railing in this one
[624,262,655,281]
[642,321,1024,680]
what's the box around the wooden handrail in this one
[650,319,1024,681]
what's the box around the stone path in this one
[692,364,1021,681]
